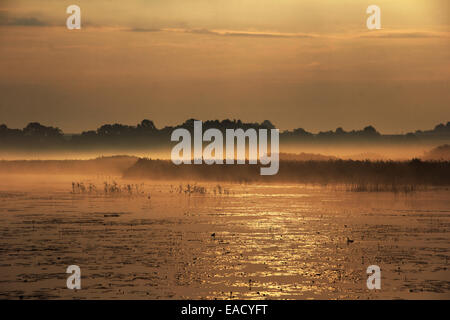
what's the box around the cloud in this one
[128,27,162,33]
[183,28,318,39]
[220,31,316,39]
[127,27,317,39]
[359,31,450,39]
[0,14,48,26]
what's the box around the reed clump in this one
[123,158,450,193]
[346,182,420,193]
[71,181,145,196]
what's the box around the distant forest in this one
[0,119,449,150]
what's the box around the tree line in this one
[0,119,449,149]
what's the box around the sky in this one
[0,0,449,133]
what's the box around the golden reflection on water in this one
[0,178,449,299]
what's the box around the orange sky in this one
[0,0,449,133]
